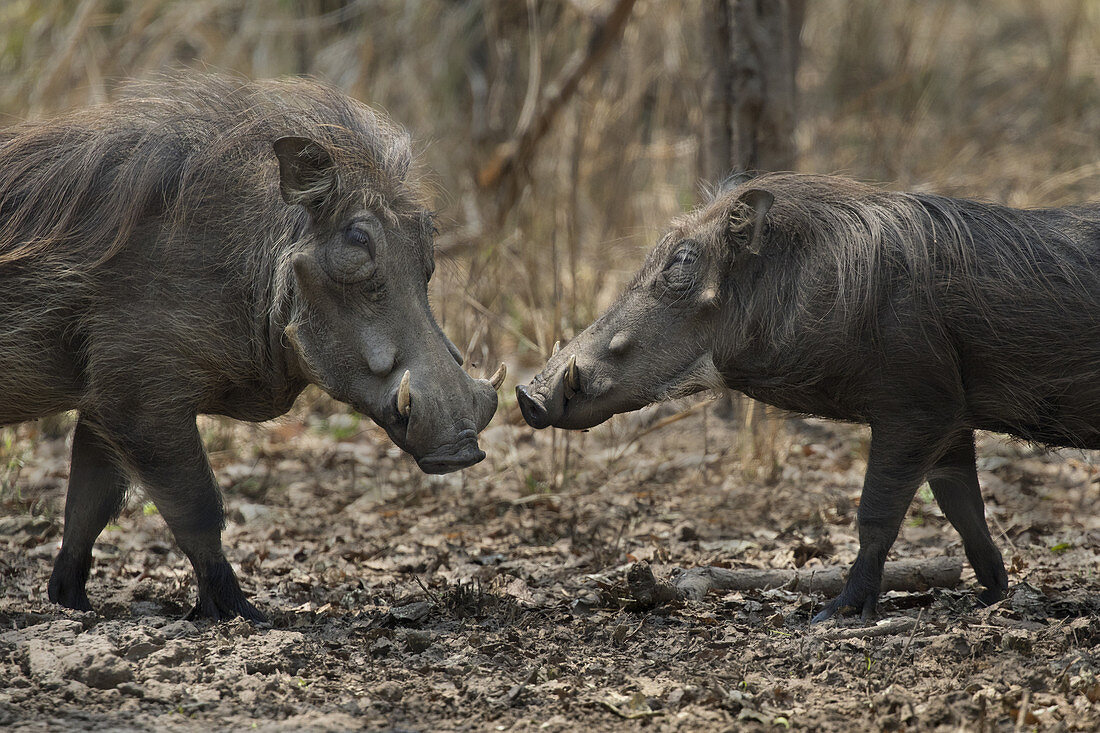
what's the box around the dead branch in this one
[627,557,962,607]
[477,0,637,213]
[625,397,716,446]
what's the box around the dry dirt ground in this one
[2,393,1099,731]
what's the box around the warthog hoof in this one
[48,551,94,613]
[188,558,267,623]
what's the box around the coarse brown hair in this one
[0,73,420,271]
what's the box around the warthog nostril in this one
[515,385,551,429]
[608,331,632,356]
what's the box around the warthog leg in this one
[813,421,937,622]
[928,430,1008,606]
[48,418,129,612]
[101,410,265,623]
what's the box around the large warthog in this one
[517,173,1100,621]
[0,75,504,621]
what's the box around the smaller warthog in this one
[0,75,504,621]
[517,173,1100,621]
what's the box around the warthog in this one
[517,173,1100,621]
[0,75,504,621]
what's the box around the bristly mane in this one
[0,74,419,269]
[682,173,1100,339]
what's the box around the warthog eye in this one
[661,244,699,294]
[345,223,377,260]
[319,218,383,284]
[669,248,697,268]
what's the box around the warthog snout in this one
[517,332,635,427]
[516,384,552,429]
[516,343,615,431]
[380,362,504,474]
[517,286,709,432]
[515,347,575,429]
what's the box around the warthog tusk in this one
[564,354,578,396]
[552,340,561,357]
[489,362,507,390]
[397,370,411,417]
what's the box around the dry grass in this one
[1,0,1098,467]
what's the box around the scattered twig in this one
[599,698,662,720]
[990,513,1019,554]
[886,607,925,682]
[510,492,561,506]
[1014,688,1031,732]
[1055,655,1083,691]
[502,665,540,706]
[413,574,441,607]
[624,398,716,447]
[814,617,916,641]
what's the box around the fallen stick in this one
[814,617,916,640]
[627,557,962,607]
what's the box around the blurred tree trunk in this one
[700,0,805,468]
[701,0,805,176]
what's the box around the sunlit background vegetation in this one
[0,0,1097,459]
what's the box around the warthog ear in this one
[273,136,337,218]
[716,170,759,195]
[729,188,774,255]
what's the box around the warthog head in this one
[516,182,773,430]
[275,136,503,473]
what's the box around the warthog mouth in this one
[415,428,485,474]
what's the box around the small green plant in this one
[0,427,27,508]
[321,413,360,441]
[909,482,934,526]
